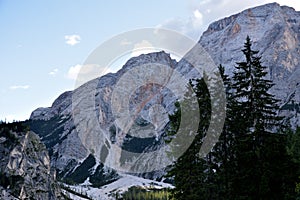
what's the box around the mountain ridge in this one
[27,2,300,196]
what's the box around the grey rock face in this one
[198,3,300,125]
[30,2,300,186]
[0,126,63,199]
[30,91,72,121]
[30,51,178,184]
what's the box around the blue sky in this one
[1,0,299,122]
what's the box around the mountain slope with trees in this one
[167,37,300,200]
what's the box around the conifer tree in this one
[230,36,294,199]
[166,74,212,200]
[212,65,236,199]
[166,36,298,200]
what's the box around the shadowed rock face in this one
[29,3,300,186]
[0,124,63,199]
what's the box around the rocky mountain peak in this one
[203,3,296,36]
[27,3,300,194]
[199,2,300,126]
[115,51,176,76]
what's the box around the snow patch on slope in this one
[65,174,173,200]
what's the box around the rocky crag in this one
[0,122,64,199]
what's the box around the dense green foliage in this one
[166,76,214,200]
[120,186,170,200]
[0,120,29,135]
[287,128,300,199]
[167,37,300,199]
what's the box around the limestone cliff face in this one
[29,3,300,186]
[0,123,63,199]
[30,52,176,184]
[198,3,300,126]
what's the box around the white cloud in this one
[66,64,111,87]
[158,0,296,40]
[120,39,132,46]
[157,8,206,40]
[193,9,202,19]
[157,17,200,40]
[67,64,82,80]
[131,40,157,57]
[9,85,30,90]
[49,68,58,76]
[192,9,203,29]
[65,34,81,46]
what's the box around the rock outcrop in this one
[0,122,64,199]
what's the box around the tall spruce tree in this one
[166,74,212,200]
[230,36,295,199]
[232,36,282,135]
[212,65,236,199]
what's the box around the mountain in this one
[0,122,64,199]
[198,2,300,126]
[28,2,300,195]
[29,52,177,187]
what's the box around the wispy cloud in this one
[49,68,59,76]
[66,64,82,80]
[65,34,81,46]
[120,39,132,46]
[156,14,204,40]
[66,64,113,87]
[157,0,275,40]
[131,40,157,57]
[9,85,30,90]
